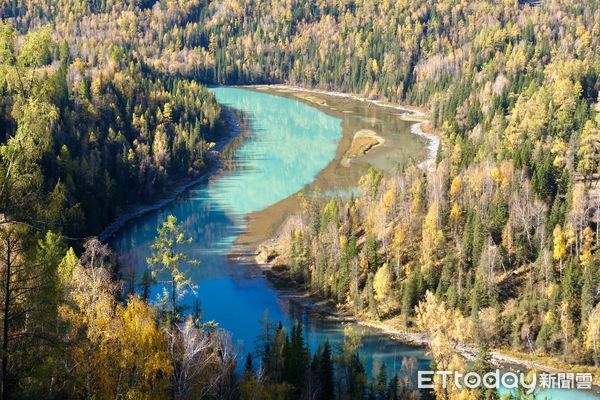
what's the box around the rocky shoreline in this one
[412,121,440,171]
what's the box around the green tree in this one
[146,215,198,323]
[0,23,53,97]
[577,120,600,187]
[473,345,499,400]
[318,341,334,400]
[374,363,387,400]
[0,96,58,224]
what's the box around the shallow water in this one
[207,88,342,216]
[110,87,598,398]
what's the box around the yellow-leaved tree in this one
[373,263,392,314]
[580,227,595,272]
[585,303,600,366]
[577,120,600,187]
[59,239,172,399]
[416,291,475,400]
[421,202,443,273]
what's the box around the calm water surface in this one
[110,88,597,399]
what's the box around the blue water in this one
[110,87,598,398]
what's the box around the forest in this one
[0,0,598,399]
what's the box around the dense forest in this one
[0,0,598,398]
[0,0,223,235]
[0,0,230,398]
[237,0,600,398]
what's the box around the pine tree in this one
[244,353,255,379]
[473,345,499,400]
[318,341,334,400]
[375,364,387,400]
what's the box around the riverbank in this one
[267,274,600,386]
[234,85,435,247]
[413,121,441,171]
[254,193,600,387]
[98,109,242,241]
[246,84,428,118]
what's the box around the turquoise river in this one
[110,87,598,400]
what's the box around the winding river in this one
[110,87,598,399]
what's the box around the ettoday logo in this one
[417,370,593,394]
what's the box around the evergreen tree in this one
[318,341,334,400]
[473,345,499,400]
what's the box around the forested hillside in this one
[0,0,599,398]
[227,0,600,396]
[0,0,222,234]
[0,1,230,398]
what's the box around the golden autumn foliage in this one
[373,263,392,311]
[553,225,571,265]
[416,291,473,400]
[60,262,171,399]
[2,0,600,396]
[421,202,443,272]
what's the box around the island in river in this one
[235,85,431,248]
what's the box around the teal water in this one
[110,87,598,399]
[207,88,342,216]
